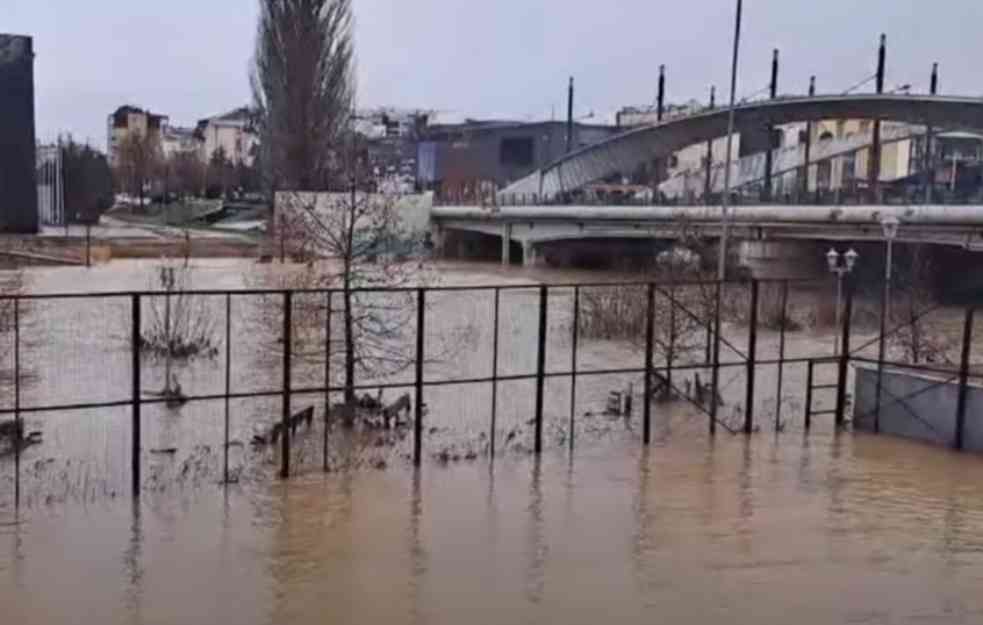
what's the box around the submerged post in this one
[745,280,759,433]
[223,294,231,485]
[835,278,854,428]
[954,308,975,450]
[490,288,501,457]
[874,276,888,433]
[643,283,655,445]
[324,290,332,472]
[569,287,579,452]
[534,285,548,454]
[14,299,20,508]
[131,294,141,497]
[281,291,292,479]
[774,281,788,430]
[710,282,723,435]
[805,359,814,431]
[414,288,425,466]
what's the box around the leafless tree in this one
[276,185,441,407]
[141,261,219,362]
[889,244,956,365]
[115,131,161,208]
[169,151,206,200]
[251,0,354,192]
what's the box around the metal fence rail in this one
[0,276,978,508]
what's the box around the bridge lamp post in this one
[827,248,859,356]
[881,215,900,325]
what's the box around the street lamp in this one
[827,247,859,355]
[881,215,900,324]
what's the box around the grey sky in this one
[8,0,983,145]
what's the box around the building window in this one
[499,137,535,167]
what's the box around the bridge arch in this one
[502,95,983,199]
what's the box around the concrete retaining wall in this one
[854,364,983,451]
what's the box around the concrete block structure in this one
[0,34,39,233]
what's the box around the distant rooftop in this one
[0,34,33,63]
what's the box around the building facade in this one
[418,120,621,196]
[196,107,258,166]
[0,34,39,233]
[161,125,200,159]
[107,105,168,166]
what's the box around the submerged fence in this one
[1,277,980,507]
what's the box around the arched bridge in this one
[501,94,983,199]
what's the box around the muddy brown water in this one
[2,259,983,624]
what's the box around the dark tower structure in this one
[0,34,39,233]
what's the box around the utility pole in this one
[925,62,939,203]
[654,65,666,203]
[763,49,779,201]
[657,64,666,122]
[566,77,575,154]
[718,0,743,281]
[869,34,886,203]
[704,86,716,203]
[802,76,816,199]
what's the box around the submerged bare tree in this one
[251,0,354,192]
[141,261,219,362]
[889,244,956,365]
[249,0,467,422]
[277,186,437,406]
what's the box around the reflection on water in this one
[3,431,983,624]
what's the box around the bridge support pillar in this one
[738,240,824,280]
[501,224,512,265]
[430,225,445,259]
[522,241,541,267]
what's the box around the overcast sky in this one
[7,0,983,145]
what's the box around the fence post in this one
[805,359,814,431]
[534,285,548,454]
[131,294,141,498]
[414,289,425,466]
[874,275,888,433]
[710,282,722,434]
[834,278,854,428]
[745,280,759,434]
[223,294,231,485]
[775,281,788,430]
[569,287,579,452]
[280,291,291,479]
[324,290,331,472]
[13,299,20,508]
[490,288,500,457]
[667,281,676,400]
[643,283,655,445]
[954,307,975,450]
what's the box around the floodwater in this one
[2,259,983,624]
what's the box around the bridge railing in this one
[434,183,983,208]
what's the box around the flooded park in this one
[0,259,982,624]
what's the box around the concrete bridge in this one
[431,203,983,278]
[501,94,983,200]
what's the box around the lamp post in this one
[827,248,859,355]
[881,216,900,324]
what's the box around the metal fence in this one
[0,278,979,508]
